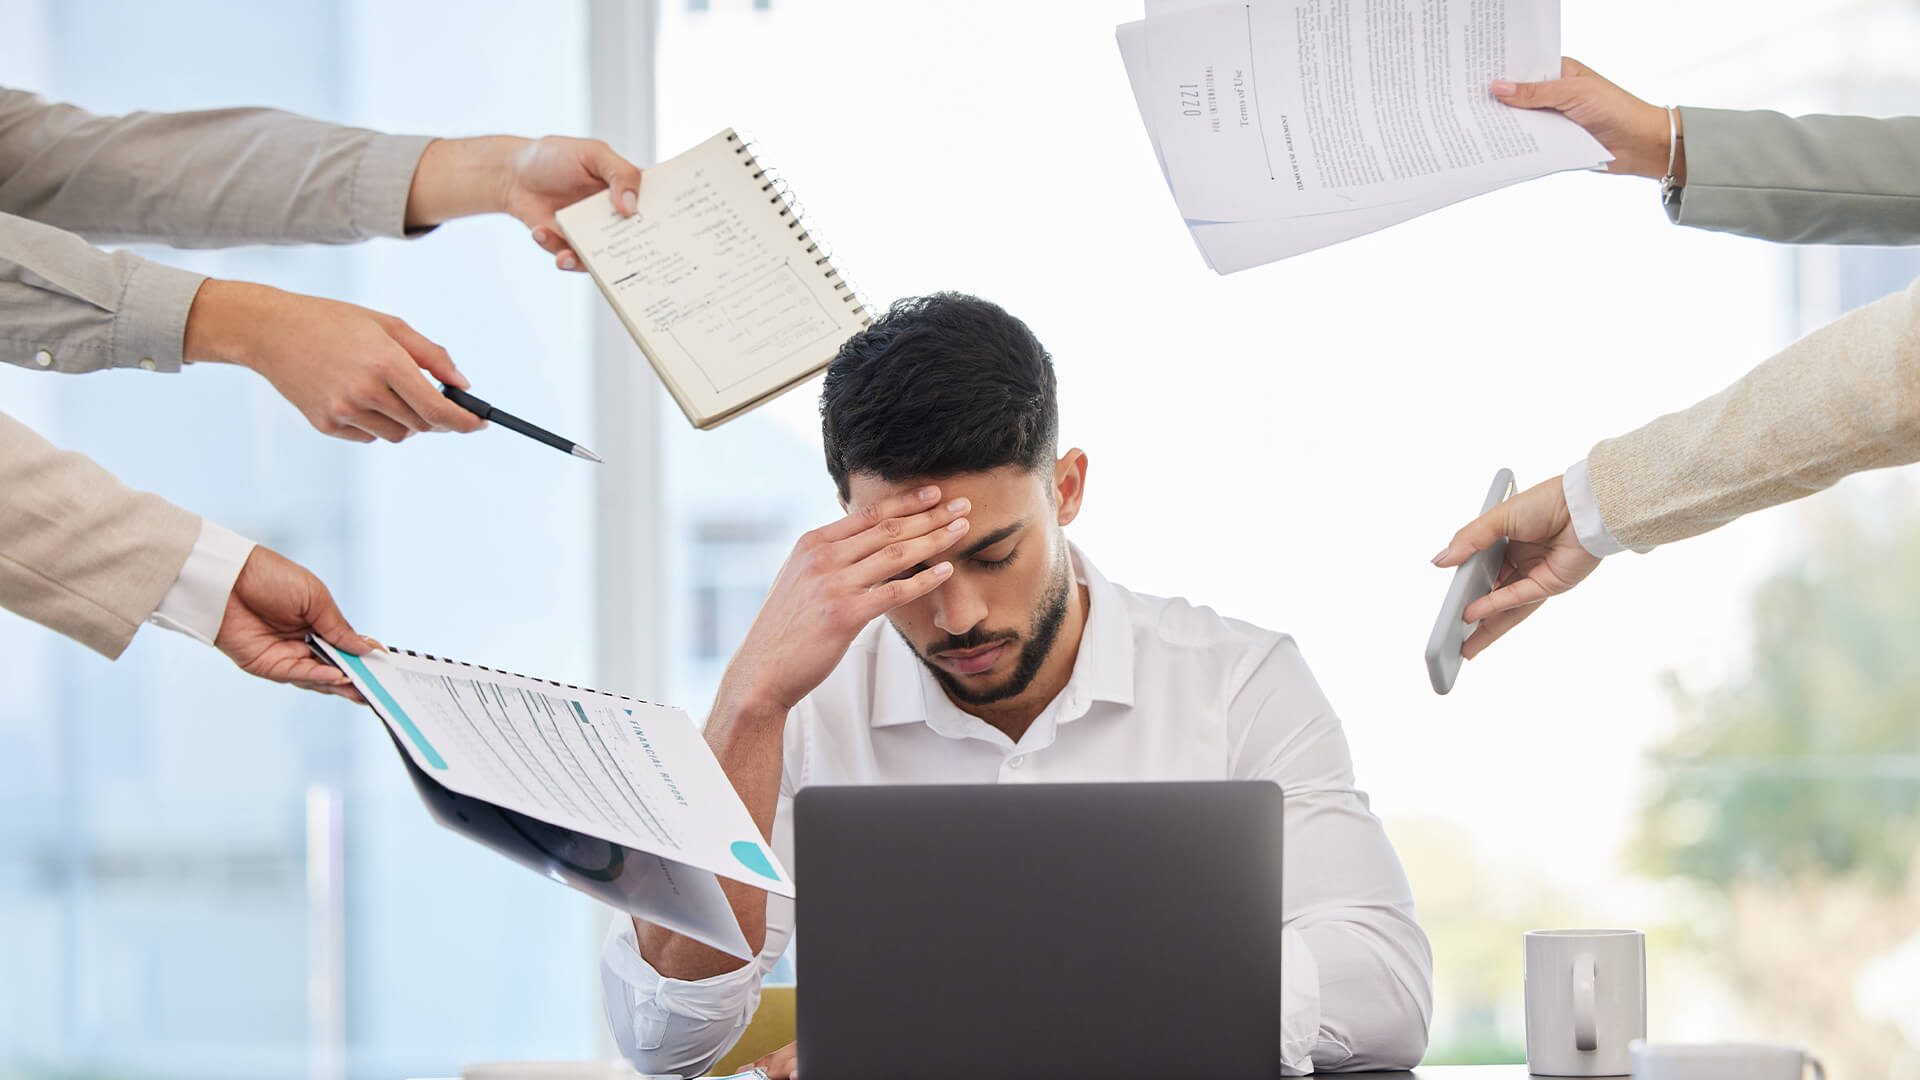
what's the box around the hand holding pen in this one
[439,384,602,462]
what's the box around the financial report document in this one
[316,642,792,959]
[1119,0,1608,269]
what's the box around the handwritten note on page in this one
[556,131,867,427]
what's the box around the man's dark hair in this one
[821,292,1058,501]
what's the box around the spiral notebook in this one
[309,638,793,960]
[555,129,871,429]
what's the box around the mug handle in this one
[1805,1053,1825,1080]
[1572,953,1597,1053]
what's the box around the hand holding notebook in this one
[556,130,871,428]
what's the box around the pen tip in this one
[574,446,605,463]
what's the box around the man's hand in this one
[1432,476,1603,659]
[213,546,379,702]
[753,1041,799,1079]
[1491,57,1679,182]
[721,486,971,715]
[184,280,483,443]
[404,135,644,272]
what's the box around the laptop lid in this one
[795,780,1285,1080]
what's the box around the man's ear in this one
[1054,449,1088,527]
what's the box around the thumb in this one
[1490,76,1582,112]
[587,142,644,216]
[305,577,376,658]
[1433,506,1509,569]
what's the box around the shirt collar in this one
[869,542,1135,729]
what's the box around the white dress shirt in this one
[601,546,1433,1077]
[148,519,254,644]
[1562,458,1628,557]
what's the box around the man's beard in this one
[899,546,1074,707]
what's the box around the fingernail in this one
[918,486,939,502]
[947,518,968,532]
[621,189,638,215]
[559,252,578,270]
[1490,80,1517,96]
[452,369,472,390]
[532,227,548,244]
[1431,547,1451,565]
[946,498,968,512]
[933,561,953,576]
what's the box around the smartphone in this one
[1425,468,1517,695]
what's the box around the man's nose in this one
[932,577,987,637]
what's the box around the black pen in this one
[440,384,603,463]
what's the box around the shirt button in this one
[138,357,158,371]
[1007,755,1025,769]
[33,349,53,368]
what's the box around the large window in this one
[0,3,605,1077]
[653,0,1920,1073]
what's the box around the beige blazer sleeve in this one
[0,87,435,374]
[0,408,201,658]
[1587,275,1920,550]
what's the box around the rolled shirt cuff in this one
[149,518,256,645]
[112,258,208,372]
[1280,925,1323,1075]
[1563,458,1628,558]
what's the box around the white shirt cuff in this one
[1563,458,1627,559]
[1279,925,1323,1074]
[148,519,256,645]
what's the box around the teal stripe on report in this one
[338,652,447,770]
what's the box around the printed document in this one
[316,642,791,959]
[1118,0,1608,270]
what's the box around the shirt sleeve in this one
[0,86,436,247]
[0,407,201,658]
[1562,458,1627,558]
[147,518,255,645]
[1587,274,1920,551]
[1,209,207,373]
[1229,636,1434,1072]
[1666,107,1920,245]
[602,725,802,1078]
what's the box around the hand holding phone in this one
[1425,469,1517,694]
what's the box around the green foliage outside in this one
[1632,483,1920,1075]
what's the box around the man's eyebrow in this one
[958,520,1025,559]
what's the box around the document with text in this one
[556,129,871,429]
[314,640,791,960]
[1118,0,1608,271]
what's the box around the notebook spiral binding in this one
[729,131,875,326]
[393,648,663,708]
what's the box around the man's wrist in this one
[182,280,278,367]
[404,136,528,229]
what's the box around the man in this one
[601,293,1433,1076]
[1,86,644,693]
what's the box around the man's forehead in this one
[845,466,1046,512]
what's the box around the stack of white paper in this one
[1117,0,1610,273]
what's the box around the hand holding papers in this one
[1117,0,1610,272]
[313,640,792,960]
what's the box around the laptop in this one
[794,781,1286,1079]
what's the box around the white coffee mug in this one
[1629,1041,1825,1080]
[1524,928,1647,1076]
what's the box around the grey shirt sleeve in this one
[0,87,436,247]
[0,87,436,374]
[1669,107,1920,245]
[0,210,207,372]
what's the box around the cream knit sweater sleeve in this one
[1588,275,1920,551]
